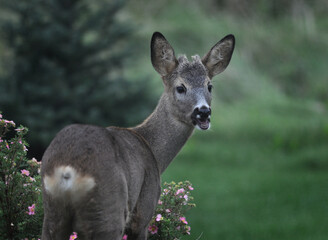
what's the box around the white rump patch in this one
[44,166,95,202]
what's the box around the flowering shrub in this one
[0,113,43,239]
[0,113,196,240]
[67,182,196,240]
[147,181,196,240]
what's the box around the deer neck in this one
[131,94,194,174]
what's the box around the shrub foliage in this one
[0,113,195,239]
[0,113,43,240]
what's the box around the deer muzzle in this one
[191,106,211,130]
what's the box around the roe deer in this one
[41,32,235,240]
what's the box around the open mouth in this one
[192,116,211,130]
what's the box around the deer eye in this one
[176,85,186,94]
[208,84,213,93]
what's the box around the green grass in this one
[97,1,328,239]
[162,101,328,240]
[122,1,328,238]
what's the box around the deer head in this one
[151,32,235,130]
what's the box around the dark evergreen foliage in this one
[0,0,154,159]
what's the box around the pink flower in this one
[180,216,188,224]
[148,225,158,235]
[0,114,2,118]
[21,169,30,176]
[165,209,171,213]
[183,194,188,201]
[158,200,163,205]
[6,142,9,150]
[175,188,185,195]
[29,177,36,182]
[69,232,77,240]
[163,188,169,195]
[4,120,15,127]
[156,214,162,222]
[186,226,191,235]
[188,185,194,191]
[122,234,128,240]
[30,158,41,167]
[28,204,35,215]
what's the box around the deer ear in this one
[151,32,178,77]
[202,34,235,78]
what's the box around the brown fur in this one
[41,32,235,240]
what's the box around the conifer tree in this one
[0,0,153,158]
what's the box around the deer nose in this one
[194,106,211,119]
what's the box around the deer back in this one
[41,124,160,207]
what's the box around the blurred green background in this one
[1,0,328,239]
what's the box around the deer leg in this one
[74,204,126,240]
[74,186,128,240]
[41,196,73,240]
[77,229,124,240]
[126,181,161,240]
[41,217,72,240]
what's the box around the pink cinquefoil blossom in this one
[69,232,77,240]
[175,188,185,195]
[183,194,188,201]
[148,225,158,235]
[122,234,128,240]
[28,204,35,215]
[21,169,30,176]
[4,120,15,127]
[156,214,162,222]
[180,216,188,224]
[186,226,191,235]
